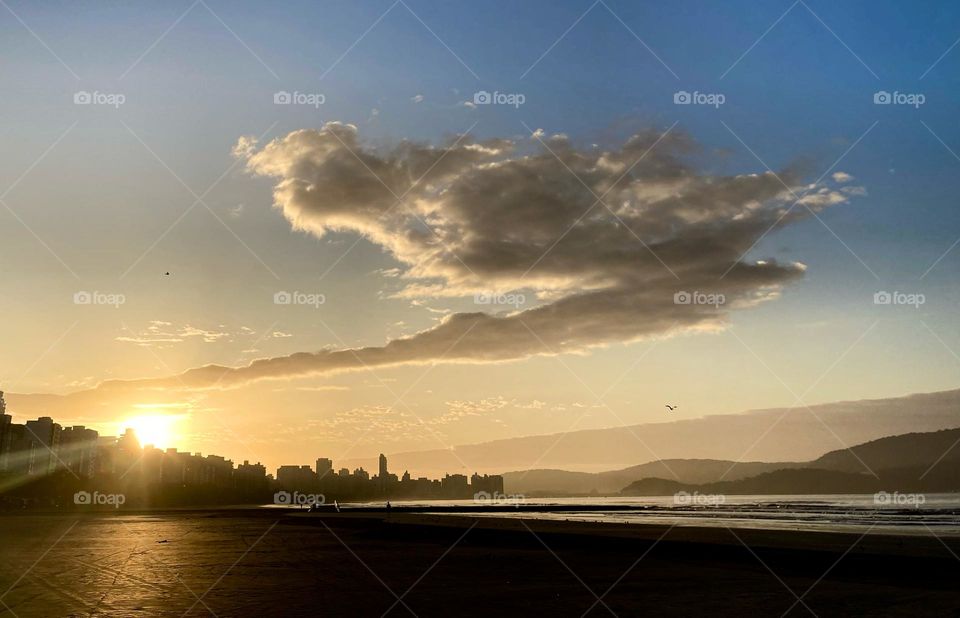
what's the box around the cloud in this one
[411,94,424,103]
[116,322,242,347]
[92,123,862,391]
[292,385,349,392]
[832,171,854,183]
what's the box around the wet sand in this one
[0,509,958,616]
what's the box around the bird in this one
[164,272,170,276]
[665,404,678,411]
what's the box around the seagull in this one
[665,404,678,411]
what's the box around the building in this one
[0,393,11,472]
[140,446,164,485]
[59,426,99,478]
[24,417,62,475]
[0,408,506,505]
[315,457,333,479]
[471,473,505,495]
[3,423,29,475]
[442,473,469,497]
[235,460,268,499]
[95,436,118,476]
[276,465,316,492]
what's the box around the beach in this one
[1,508,958,616]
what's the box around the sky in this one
[2,0,959,473]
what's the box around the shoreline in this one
[287,510,960,558]
[7,504,957,556]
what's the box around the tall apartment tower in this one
[0,392,10,472]
[24,416,62,475]
[378,453,388,478]
[315,457,333,479]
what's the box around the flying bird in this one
[665,404,677,411]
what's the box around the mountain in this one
[502,459,806,495]
[341,388,960,477]
[811,428,960,474]
[621,468,880,496]
[621,428,960,496]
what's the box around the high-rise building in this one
[60,426,99,478]
[378,453,388,478]
[24,417,61,475]
[276,465,316,492]
[113,428,141,477]
[442,473,469,497]
[0,405,11,472]
[235,460,268,498]
[471,473,504,495]
[315,457,333,479]
[1,423,28,475]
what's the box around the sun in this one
[120,414,179,449]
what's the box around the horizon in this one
[5,384,959,477]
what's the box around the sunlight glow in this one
[119,414,180,449]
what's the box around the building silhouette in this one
[59,426,99,478]
[316,457,333,480]
[0,398,504,508]
[24,417,62,476]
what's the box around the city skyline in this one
[0,396,505,507]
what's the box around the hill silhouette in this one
[621,428,960,496]
[501,427,960,496]
[503,459,806,495]
[811,427,960,473]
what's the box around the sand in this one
[0,509,958,616]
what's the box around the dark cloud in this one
[101,123,862,390]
